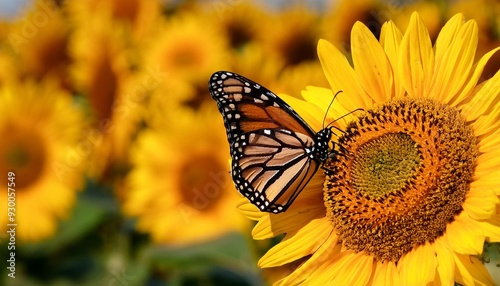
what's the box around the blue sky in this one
[0,0,32,19]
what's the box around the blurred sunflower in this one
[204,1,267,50]
[8,1,71,88]
[143,13,230,83]
[321,0,385,53]
[276,62,329,98]
[123,107,248,244]
[261,6,320,68]
[241,13,500,285]
[65,0,161,41]
[0,80,86,242]
[229,44,284,94]
[70,13,137,179]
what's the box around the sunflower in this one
[241,13,500,285]
[123,107,248,244]
[143,13,230,83]
[203,1,267,50]
[0,80,86,242]
[261,6,320,67]
[8,1,71,88]
[70,13,138,179]
[321,0,385,53]
[65,0,161,41]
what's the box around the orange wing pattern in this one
[209,71,333,213]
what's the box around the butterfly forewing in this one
[209,72,315,138]
[209,71,329,213]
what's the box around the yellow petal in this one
[453,252,475,286]
[351,21,393,103]
[430,20,478,104]
[433,14,464,62]
[476,220,500,242]
[471,174,500,190]
[309,251,373,286]
[397,242,437,286]
[237,199,264,221]
[462,70,500,120]
[258,217,332,267]
[279,93,323,131]
[301,86,353,129]
[456,47,500,108]
[454,254,495,286]
[475,150,500,174]
[252,205,324,239]
[433,237,455,286]
[276,232,340,286]
[472,91,500,136]
[446,214,485,255]
[370,261,401,286]
[478,127,500,153]
[398,12,435,98]
[380,21,404,98]
[464,183,499,220]
[317,39,371,110]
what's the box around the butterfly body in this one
[209,71,334,213]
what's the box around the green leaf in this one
[21,198,106,256]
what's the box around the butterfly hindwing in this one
[209,71,329,213]
[231,129,320,213]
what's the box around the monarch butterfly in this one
[209,71,338,213]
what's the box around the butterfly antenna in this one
[322,90,343,129]
[325,107,364,130]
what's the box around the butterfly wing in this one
[209,71,320,213]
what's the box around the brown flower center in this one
[324,97,478,262]
[179,153,228,212]
[0,125,47,190]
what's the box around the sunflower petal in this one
[471,174,500,191]
[380,21,404,98]
[433,237,455,286]
[252,206,324,239]
[433,14,464,61]
[351,21,393,103]
[279,93,325,131]
[476,217,500,242]
[456,47,500,108]
[317,39,371,110]
[301,86,352,129]
[446,214,485,254]
[308,251,373,286]
[472,93,500,136]
[455,254,495,286]
[237,199,264,221]
[329,252,373,286]
[464,183,499,220]
[478,127,500,153]
[458,54,500,118]
[430,20,478,104]
[475,150,500,175]
[258,217,332,267]
[397,242,437,286]
[276,232,340,286]
[398,12,434,98]
[370,261,401,286]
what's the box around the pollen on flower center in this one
[351,133,421,198]
[324,97,478,262]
